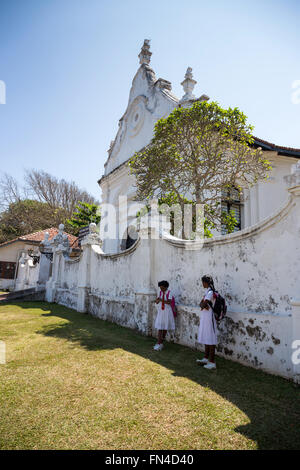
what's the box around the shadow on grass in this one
[9,301,300,450]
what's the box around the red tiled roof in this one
[0,228,79,249]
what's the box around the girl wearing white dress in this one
[153,280,175,351]
[196,275,218,369]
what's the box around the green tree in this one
[66,201,101,235]
[129,101,271,235]
[0,199,66,244]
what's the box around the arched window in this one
[120,226,138,251]
[221,187,243,235]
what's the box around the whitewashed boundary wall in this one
[45,177,300,382]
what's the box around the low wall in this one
[48,285,294,379]
[0,288,45,303]
[170,306,293,378]
[45,182,300,382]
[0,279,14,290]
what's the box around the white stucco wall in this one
[0,241,26,262]
[0,241,34,290]
[245,153,299,226]
[45,177,300,382]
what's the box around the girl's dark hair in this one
[201,275,215,291]
[158,280,169,288]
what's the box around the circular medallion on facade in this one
[128,97,146,137]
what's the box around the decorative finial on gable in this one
[138,39,152,65]
[180,67,197,102]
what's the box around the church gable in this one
[104,40,179,176]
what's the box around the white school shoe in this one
[153,343,163,351]
[203,361,216,370]
[196,358,209,364]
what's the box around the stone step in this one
[0,288,45,303]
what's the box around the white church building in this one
[99,40,300,254]
[13,40,300,383]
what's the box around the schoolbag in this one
[205,288,227,322]
[211,290,227,322]
[159,290,177,317]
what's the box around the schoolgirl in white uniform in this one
[153,280,175,351]
[196,275,218,369]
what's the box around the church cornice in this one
[99,135,299,187]
[98,149,144,187]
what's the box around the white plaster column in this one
[58,252,65,286]
[15,252,29,291]
[45,223,71,302]
[45,249,62,302]
[77,245,91,313]
[37,253,52,288]
[285,161,300,193]
[134,208,160,335]
[77,223,103,313]
[38,232,52,288]
[284,162,300,383]
[243,188,251,228]
[118,195,128,251]
[285,160,300,233]
[291,300,300,384]
[133,226,157,335]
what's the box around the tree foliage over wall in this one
[0,170,100,243]
[0,199,66,244]
[129,100,271,236]
[66,201,101,236]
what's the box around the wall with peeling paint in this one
[45,180,300,382]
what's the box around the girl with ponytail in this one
[153,280,176,351]
[196,275,218,370]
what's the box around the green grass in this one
[0,301,299,450]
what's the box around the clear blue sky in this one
[0,0,299,200]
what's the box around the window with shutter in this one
[221,187,242,235]
[0,261,16,279]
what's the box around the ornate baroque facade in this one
[99,40,300,253]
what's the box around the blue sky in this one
[0,0,299,200]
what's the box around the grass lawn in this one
[0,301,299,450]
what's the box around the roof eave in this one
[253,137,300,157]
